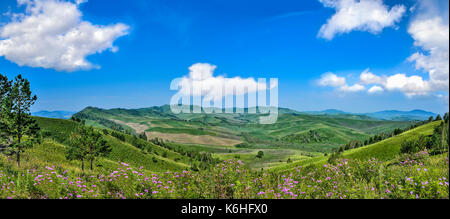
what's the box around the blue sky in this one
[0,0,448,114]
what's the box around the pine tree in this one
[1,74,40,167]
[0,74,12,142]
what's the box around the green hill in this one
[270,121,442,172]
[29,117,207,174]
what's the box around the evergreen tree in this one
[1,74,40,167]
[0,74,12,141]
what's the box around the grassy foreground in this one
[1,151,448,199]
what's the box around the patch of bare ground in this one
[146,131,241,146]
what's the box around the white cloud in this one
[75,0,88,4]
[355,1,449,98]
[358,69,433,97]
[359,68,385,84]
[0,0,129,72]
[339,83,365,92]
[318,69,435,97]
[384,74,431,97]
[368,85,383,94]
[318,0,406,40]
[358,70,434,97]
[317,72,365,92]
[315,1,448,99]
[408,16,449,92]
[317,72,346,87]
[177,63,270,101]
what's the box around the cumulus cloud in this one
[368,85,383,94]
[0,0,129,72]
[407,13,449,92]
[317,72,365,93]
[385,74,432,97]
[358,70,433,97]
[318,0,406,40]
[318,68,437,97]
[354,1,449,98]
[315,1,448,99]
[176,63,270,101]
[359,69,385,85]
[317,72,346,87]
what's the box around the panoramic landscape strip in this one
[0,0,449,203]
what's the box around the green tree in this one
[0,74,12,141]
[256,150,264,158]
[1,74,40,167]
[435,114,442,121]
[66,126,111,171]
[138,132,147,141]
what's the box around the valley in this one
[72,105,415,169]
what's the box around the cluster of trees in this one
[0,74,111,172]
[280,130,327,144]
[72,112,127,133]
[66,126,111,172]
[400,114,449,155]
[103,127,218,171]
[150,137,219,170]
[70,116,85,125]
[111,130,126,141]
[0,74,40,167]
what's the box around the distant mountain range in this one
[32,111,75,119]
[304,109,438,121]
[33,107,438,122]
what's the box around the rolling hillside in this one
[73,105,413,150]
[33,117,204,173]
[270,121,442,172]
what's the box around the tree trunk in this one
[17,149,20,168]
[90,159,93,171]
[81,159,84,172]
